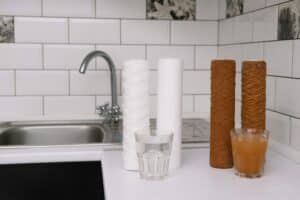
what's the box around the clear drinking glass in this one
[231,128,270,178]
[135,132,173,180]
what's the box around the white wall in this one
[0,0,219,118]
[218,0,300,152]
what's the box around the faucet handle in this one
[96,103,109,115]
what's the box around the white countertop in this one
[102,148,300,200]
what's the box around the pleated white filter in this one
[122,59,150,171]
[156,58,183,170]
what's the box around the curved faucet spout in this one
[79,50,118,107]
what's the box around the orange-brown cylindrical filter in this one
[210,60,236,169]
[241,61,266,130]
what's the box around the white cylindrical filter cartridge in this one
[122,59,150,171]
[156,58,183,170]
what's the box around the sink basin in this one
[0,120,116,146]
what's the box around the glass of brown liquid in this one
[231,128,269,178]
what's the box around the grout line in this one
[41,44,45,69]
[94,0,97,18]
[291,40,295,77]
[41,0,44,16]
[68,70,71,96]
[13,70,17,96]
[169,21,172,44]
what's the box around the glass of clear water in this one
[135,132,173,180]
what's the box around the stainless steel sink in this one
[0,119,209,147]
[0,120,121,147]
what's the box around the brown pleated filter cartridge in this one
[210,60,236,169]
[241,61,266,130]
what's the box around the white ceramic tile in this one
[147,46,194,69]
[183,96,194,113]
[267,111,291,145]
[218,0,226,19]
[219,19,234,44]
[267,76,276,110]
[183,71,210,94]
[196,46,217,69]
[292,40,300,78]
[291,118,300,150]
[276,78,300,118]
[0,0,41,16]
[266,0,288,6]
[0,96,42,116]
[96,45,145,69]
[0,44,42,69]
[44,96,95,115]
[70,19,120,44]
[244,0,266,12]
[196,0,219,20]
[96,0,146,18]
[218,45,242,71]
[194,95,210,114]
[16,71,68,95]
[253,7,278,42]
[236,73,241,100]
[241,43,264,61]
[15,17,68,43]
[43,0,95,17]
[264,41,293,76]
[149,71,157,95]
[171,21,218,45]
[121,20,169,44]
[149,95,157,117]
[0,71,14,95]
[44,45,95,69]
[235,101,242,126]
[70,71,121,95]
[233,14,253,43]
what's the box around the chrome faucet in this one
[79,50,121,123]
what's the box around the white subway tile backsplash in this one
[43,0,95,17]
[292,40,300,78]
[194,95,210,114]
[183,71,210,94]
[253,7,278,42]
[267,77,276,110]
[0,44,42,69]
[196,46,217,69]
[235,101,242,126]
[70,71,121,95]
[96,95,122,107]
[44,96,95,115]
[244,0,266,12]
[96,45,145,69]
[122,20,169,44]
[171,21,218,45]
[233,14,253,43]
[149,71,157,95]
[15,17,68,43]
[264,40,293,76]
[218,45,242,71]
[0,71,15,95]
[196,0,219,20]
[0,96,42,116]
[44,45,95,69]
[219,19,234,44]
[267,111,291,145]
[276,78,300,118]
[218,0,226,19]
[147,46,194,69]
[16,71,69,95]
[291,118,300,150]
[236,73,241,100]
[183,96,194,113]
[241,43,264,61]
[70,19,120,44]
[0,0,41,16]
[96,0,146,19]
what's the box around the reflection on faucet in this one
[79,50,121,123]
